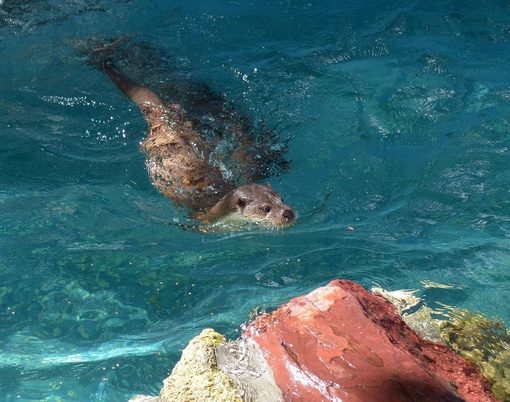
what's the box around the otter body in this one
[101,60,295,228]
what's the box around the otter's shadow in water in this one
[76,38,295,232]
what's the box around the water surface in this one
[1,0,510,400]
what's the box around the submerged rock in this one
[372,286,444,341]
[243,279,497,402]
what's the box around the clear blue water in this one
[1,0,510,400]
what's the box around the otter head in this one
[206,183,295,229]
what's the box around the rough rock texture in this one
[159,328,242,402]
[127,328,244,402]
[129,328,282,402]
[243,279,497,402]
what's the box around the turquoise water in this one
[1,0,510,399]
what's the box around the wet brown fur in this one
[100,58,295,228]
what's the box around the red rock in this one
[243,280,497,402]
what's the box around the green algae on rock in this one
[440,309,510,402]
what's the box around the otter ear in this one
[265,183,273,190]
[237,198,247,208]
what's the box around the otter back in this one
[104,60,235,211]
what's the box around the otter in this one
[99,58,295,229]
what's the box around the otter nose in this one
[283,208,295,222]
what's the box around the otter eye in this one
[237,198,247,208]
[264,206,271,213]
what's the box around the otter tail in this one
[102,60,168,113]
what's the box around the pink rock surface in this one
[243,280,497,402]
